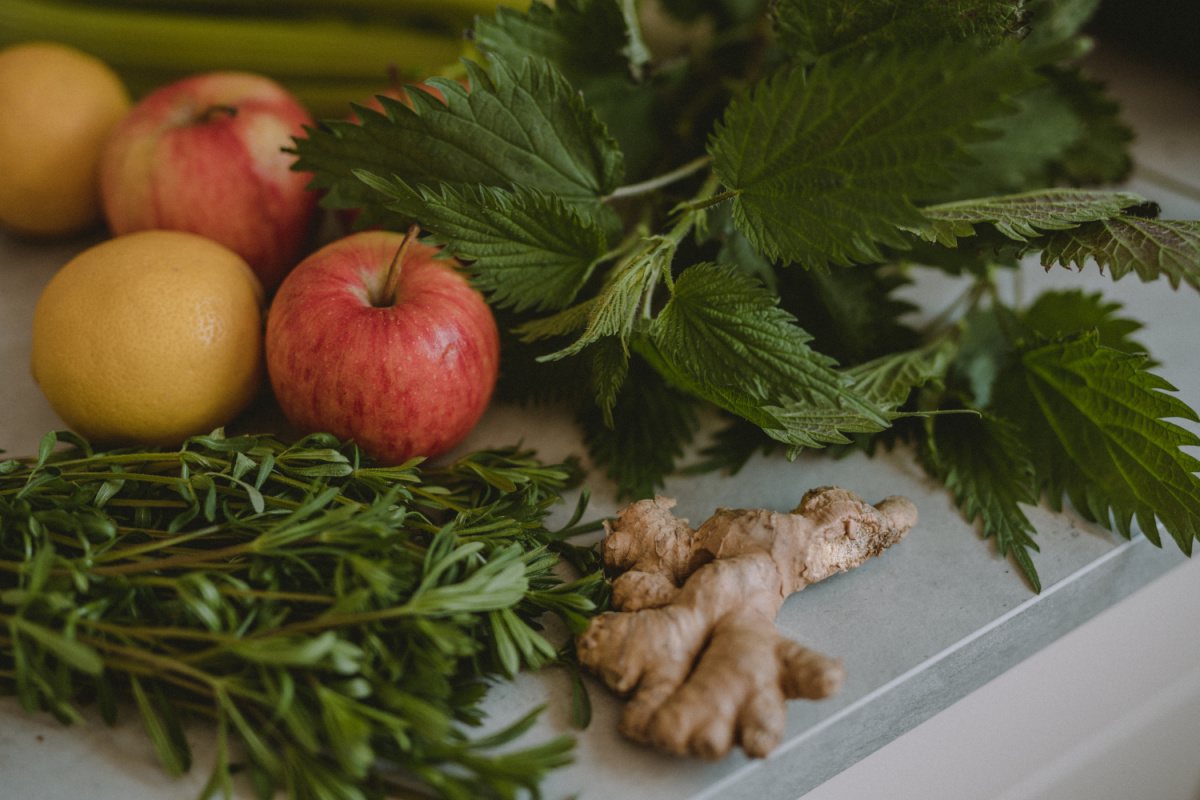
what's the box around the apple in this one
[264,228,501,464]
[99,71,318,291]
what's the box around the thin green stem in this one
[89,542,258,577]
[605,155,714,201]
[683,188,738,211]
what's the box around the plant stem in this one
[90,541,257,576]
[605,155,713,201]
[378,224,420,307]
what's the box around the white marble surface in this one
[2,37,1198,800]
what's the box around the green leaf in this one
[1021,0,1103,46]
[130,676,192,778]
[772,0,1027,64]
[292,55,624,221]
[954,302,1022,406]
[577,355,701,500]
[845,336,960,411]
[775,262,920,366]
[910,189,1146,246]
[475,0,670,179]
[1037,65,1133,187]
[759,402,895,455]
[358,176,613,312]
[1019,289,1151,359]
[10,616,104,677]
[925,409,1043,592]
[937,61,1132,201]
[529,235,672,359]
[651,263,887,418]
[709,41,1041,268]
[474,0,632,85]
[992,332,1200,553]
[590,336,632,428]
[1036,218,1200,291]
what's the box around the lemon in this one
[0,42,131,237]
[31,230,266,447]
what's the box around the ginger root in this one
[575,486,918,761]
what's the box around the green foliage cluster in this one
[1,430,605,799]
[293,0,1200,592]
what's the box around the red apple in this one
[99,71,318,291]
[264,228,501,464]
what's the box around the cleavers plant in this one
[0,429,606,800]
[293,0,1200,592]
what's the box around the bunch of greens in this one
[1,430,605,800]
[293,0,1200,592]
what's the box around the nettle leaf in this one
[909,189,1146,247]
[1043,65,1133,186]
[1021,0,1103,46]
[709,42,1040,268]
[940,81,1082,201]
[292,56,624,219]
[639,338,884,452]
[1019,289,1151,359]
[527,236,672,359]
[590,336,631,428]
[926,409,1043,592]
[772,0,1026,64]
[776,262,920,366]
[356,176,613,313]
[577,355,701,500]
[647,263,889,445]
[1037,218,1200,291]
[992,331,1200,554]
[474,0,669,180]
[845,336,959,412]
[474,0,632,84]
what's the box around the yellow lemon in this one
[0,41,131,237]
[31,230,265,447]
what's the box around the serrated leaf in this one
[909,189,1146,246]
[954,302,1022,406]
[772,0,1026,64]
[992,332,1200,553]
[1037,217,1200,291]
[1019,289,1151,359]
[654,264,882,410]
[577,355,700,500]
[709,42,1041,268]
[357,176,612,312]
[292,56,624,221]
[475,0,668,179]
[845,336,959,411]
[644,263,889,448]
[475,0,632,84]
[762,403,894,455]
[530,236,672,359]
[776,262,920,366]
[590,336,631,428]
[926,410,1043,592]
[1021,0,1103,46]
[932,63,1131,202]
[1040,65,1133,186]
[638,331,886,453]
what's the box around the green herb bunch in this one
[293,0,1200,592]
[1,430,606,800]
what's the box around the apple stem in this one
[380,224,420,307]
[200,105,239,123]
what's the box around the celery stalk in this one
[0,0,467,115]
[73,0,538,26]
